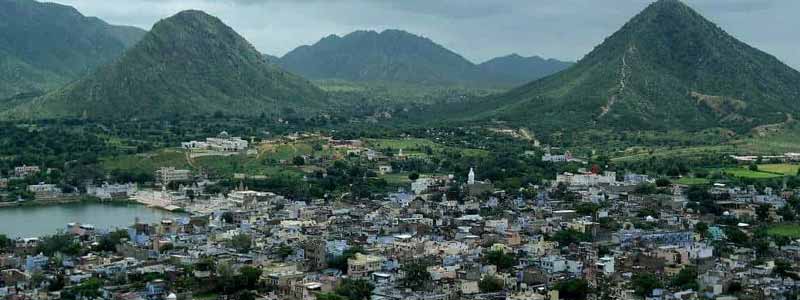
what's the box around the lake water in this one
[0,202,181,238]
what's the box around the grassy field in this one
[767,224,800,239]
[101,149,190,174]
[758,163,799,176]
[674,177,711,185]
[721,167,784,179]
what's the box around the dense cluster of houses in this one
[2,160,799,300]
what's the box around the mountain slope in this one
[470,0,800,132]
[0,0,146,98]
[279,30,486,85]
[6,10,327,119]
[478,54,573,86]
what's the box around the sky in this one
[53,0,800,69]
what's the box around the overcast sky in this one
[54,0,799,69]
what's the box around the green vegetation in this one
[5,10,327,120]
[484,249,517,270]
[478,54,573,86]
[767,224,800,239]
[674,177,710,185]
[478,275,505,293]
[400,260,432,291]
[281,29,572,88]
[721,167,783,179]
[758,164,800,176]
[334,278,375,300]
[554,279,590,300]
[0,0,144,99]
[447,0,800,133]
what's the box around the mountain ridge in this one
[461,0,800,132]
[279,29,570,87]
[0,0,147,98]
[4,9,327,120]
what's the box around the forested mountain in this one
[279,30,485,85]
[464,0,800,132]
[4,10,327,119]
[478,54,573,86]
[0,0,146,99]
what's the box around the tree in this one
[756,204,771,222]
[748,163,759,171]
[478,275,505,293]
[239,266,263,289]
[64,277,102,300]
[655,178,671,187]
[632,273,662,297]
[37,233,81,256]
[229,234,252,253]
[328,245,364,272]
[408,172,420,181]
[694,222,709,238]
[0,234,12,251]
[555,279,590,300]
[401,260,432,291]
[292,156,305,166]
[484,249,516,270]
[773,259,796,279]
[96,229,129,252]
[671,267,699,291]
[276,244,294,259]
[335,278,374,300]
[316,293,347,300]
[778,205,796,221]
[551,229,589,245]
[575,202,600,217]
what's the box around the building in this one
[378,165,393,175]
[27,183,61,199]
[14,165,40,178]
[182,131,248,152]
[347,253,384,278]
[556,171,616,186]
[155,167,191,184]
[542,151,573,162]
[303,239,327,271]
[87,183,137,199]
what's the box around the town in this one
[2,130,800,300]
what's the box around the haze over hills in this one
[0,0,146,99]
[464,0,800,132]
[478,54,573,86]
[278,29,570,87]
[4,10,327,120]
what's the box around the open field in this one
[101,149,190,174]
[767,224,800,239]
[758,163,799,176]
[721,167,784,179]
[674,177,710,185]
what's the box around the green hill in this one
[6,10,327,119]
[0,0,146,99]
[478,54,573,86]
[279,29,485,85]
[467,0,800,132]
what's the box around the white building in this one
[87,183,137,199]
[14,165,40,178]
[182,131,248,152]
[542,151,573,162]
[411,178,433,195]
[155,167,191,184]
[556,171,616,186]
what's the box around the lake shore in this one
[0,196,137,209]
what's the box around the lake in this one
[0,202,181,238]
